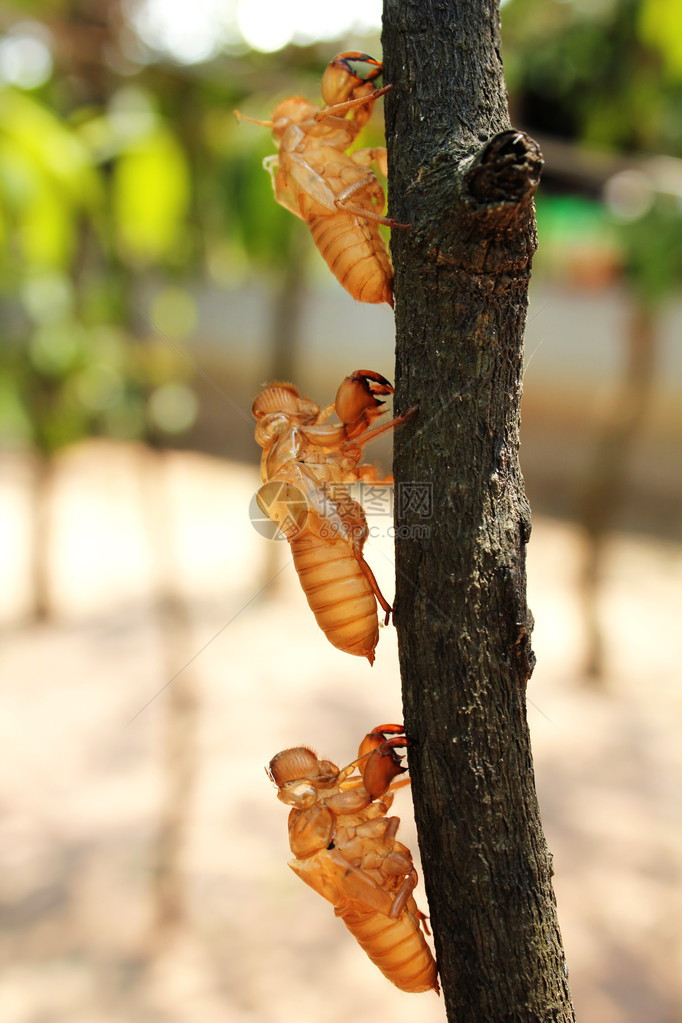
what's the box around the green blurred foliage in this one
[503,0,682,303]
[0,0,680,458]
[617,194,682,303]
[503,0,682,152]
[0,88,100,269]
[0,5,340,454]
[639,0,682,79]
[112,123,190,263]
[0,82,198,453]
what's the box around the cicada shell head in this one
[269,747,340,808]
[253,383,299,419]
[269,748,319,809]
[252,383,320,422]
[269,746,320,786]
[321,51,382,107]
[335,370,393,430]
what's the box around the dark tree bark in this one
[382,3,575,1021]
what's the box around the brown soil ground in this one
[0,442,680,1022]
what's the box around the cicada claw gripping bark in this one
[235,51,410,306]
[253,371,417,663]
[268,726,439,994]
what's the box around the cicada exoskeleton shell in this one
[268,728,438,993]
[235,52,410,305]
[252,373,416,663]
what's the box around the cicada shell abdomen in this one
[339,904,439,994]
[290,532,379,663]
[307,213,393,305]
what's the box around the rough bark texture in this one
[382,3,575,1021]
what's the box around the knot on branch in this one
[464,130,543,207]
[404,130,543,272]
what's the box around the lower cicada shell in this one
[268,725,439,994]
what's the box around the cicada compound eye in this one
[277,779,318,808]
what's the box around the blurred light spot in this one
[604,170,655,222]
[0,22,53,88]
[113,125,190,260]
[21,274,73,324]
[642,155,682,203]
[75,365,124,411]
[237,0,381,51]
[206,239,247,286]
[108,85,157,142]
[150,287,197,340]
[236,2,291,53]
[148,384,198,433]
[125,0,381,62]
[90,325,130,364]
[118,21,156,68]
[29,323,83,375]
[126,0,240,64]
[105,400,146,439]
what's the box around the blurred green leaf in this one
[113,126,191,262]
[639,0,682,79]
[615,197,682,303]
[503,0,682,154]
[0,87,101,204]
[0,88,102,272]
[28,320,85,376]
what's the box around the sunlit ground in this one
[0,442,680,1022]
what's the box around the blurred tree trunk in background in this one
[259,230,309,592]
[268,230,309,383]
[30,452,54,621]
[579,295,658,682]
[383,2,575,1020]
[137,445,201,942]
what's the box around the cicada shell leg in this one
[315,83,392,122]
[334,177,411,230]
[340,405,419,453]
[358,737,408,799]
[352,146,389,178]
[233,109,274,127]
[353,549,392,624]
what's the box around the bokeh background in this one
[1,1,681,1020]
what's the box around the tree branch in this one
[382,2,575,1020]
